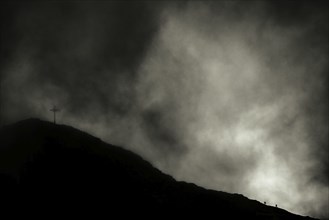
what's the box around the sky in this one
[0,1,328,218]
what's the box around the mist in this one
[0,1,328,218]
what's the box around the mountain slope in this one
[0,119,317,219]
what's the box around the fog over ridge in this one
[0,1,327,218]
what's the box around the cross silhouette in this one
[50,105,61,124]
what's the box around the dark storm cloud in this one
[1,1,162,119]
[142,109,188,156]
[0,1,328,219]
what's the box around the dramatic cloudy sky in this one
[1,1,328,218]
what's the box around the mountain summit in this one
[0,119,317,219]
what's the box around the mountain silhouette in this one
[0,118,318,219]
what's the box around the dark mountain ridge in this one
[0,118,318,219]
